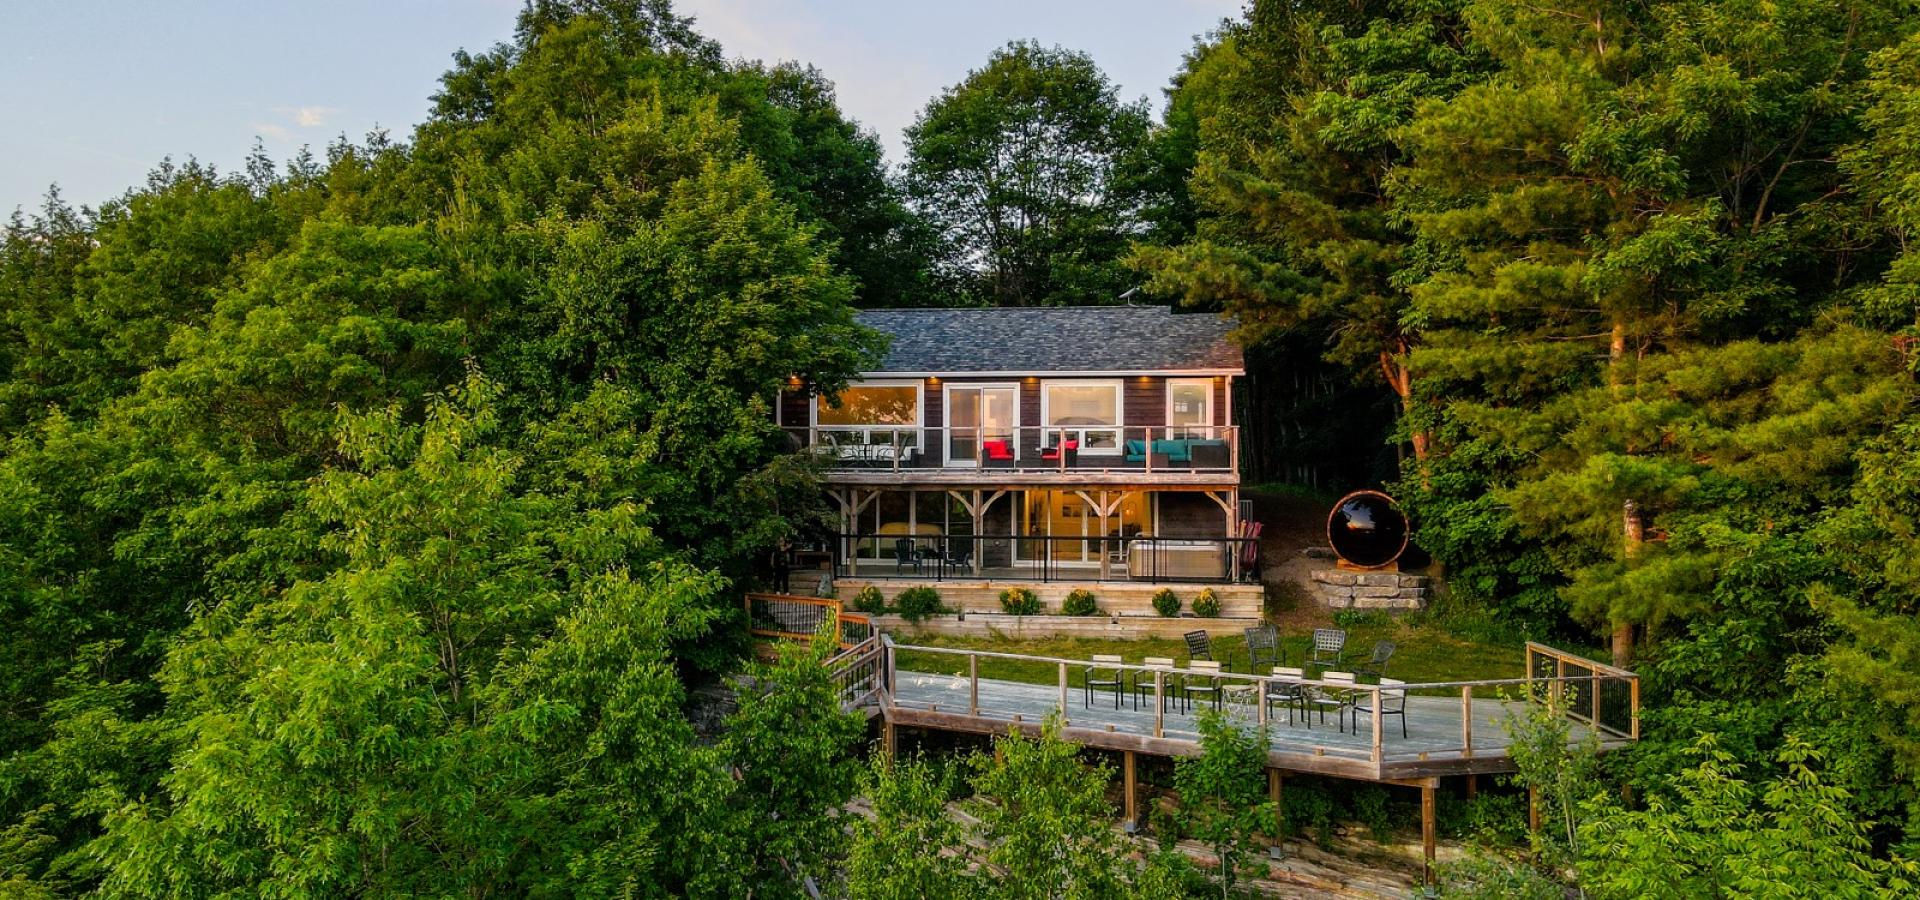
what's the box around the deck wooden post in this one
[1461,685,1473,758]
[1370,687,1383,762]
[1465,774,1478,799]
[882,720,896,762]
[969,654,979,716]
[1257,678,1268,725]
[1267,768,1284,843]
[1123,751,1139,830]
[1630,677,1641,739]
[1528,785,1541,834]
[1058,662,1069,720]
[1421,783,1437,888]
[1153,672,1165,738]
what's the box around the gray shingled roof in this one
[853,306,1243,374]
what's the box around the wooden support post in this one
[1370,687,1383,762]
[1257,679,1268,726]
[1153,672,1165,738]
[1528,785,1541,834]
[1058,662,1068,721]
[1465,774,1478,799]
[1123,751,1139,830]
[1630,677,1641,739]
[1267,768,1284,843]
[1421,783,1437,888]
[882,720,896,762]
[1591,673,1602,726]
[1461,685,1473,758]
[969,654,979,716]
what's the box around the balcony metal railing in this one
[782,425,1239,477]
[832,531,1261,584]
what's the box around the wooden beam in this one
[1123,751,1139,830]
[1528,785,1541,834]
[1422,783,1437,888]
[1268,768,1284,844]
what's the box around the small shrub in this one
[1353,786,1392,842]
[853,584,887,615]
[1061,589,1099,616]
[1151,588,1181,618]
[998,586,1041,616]
[894,586,944,623]
[1191,587,1221,618]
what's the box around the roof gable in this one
[853,306,1244,375]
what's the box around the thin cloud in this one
[269,106,340,128]
[254,123,294,142]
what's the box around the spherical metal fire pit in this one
[1326,490,1408,569]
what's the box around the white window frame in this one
[941,382,1021,467]
[1039,379,1124,456]
[1165,378,1215,439]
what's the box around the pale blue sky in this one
[2,1,1239,216]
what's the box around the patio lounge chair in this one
[1349,677,1408,738]
[1039,439,1080,466]
[944,541,974,574]
[1244,624,1282,671]
[982,439,1015,468]
[1309,671,1356,731]
[892,537,920,575]
[1355,640,1396,678]
[1083,655,1127,710]
[1309,628,1347,670]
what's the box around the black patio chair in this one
[1355,640,1396,679]
[1244,624,1282,671]
[1266,666,1309,726]
[1183,630,1214,664]
[1349,678,1408,738]
[945,541,974,574]
[1308,628,1347,671]
[1183,660,1227,712]
[1310,671,1357,731]
[1084,655,1128,710]
[892,537,919,575]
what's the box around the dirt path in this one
[1240,489,1338,632]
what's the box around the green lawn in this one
[892,620,1526,695]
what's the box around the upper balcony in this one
[783,424,1239,486]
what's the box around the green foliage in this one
[1150,588,1181,618]
[906,41,1154,305]
[1061,588,1100,617]
[893,586,945,623]
[1332,609,1390,630]
[846,755,970,900]
[1351,786,1391,843]
[1580,736,1920,898]
[1172,709,1274,894]
[998,587,1041,616]
[853,584,887,615]
[1191,587,1221,618]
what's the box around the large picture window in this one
[815,381,921,448]
[1041,380,1121,453]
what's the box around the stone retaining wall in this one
[1310,568,1431,610]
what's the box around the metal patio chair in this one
[1349,677,1408,739]
[1355,640,1396,679]
[1309,671,1356,731]
[892,537,920,575]
[1266,666,1309,727]
[1184,630,1214,664]
[1132,656,1180,712]
[1244,624,1282,671]
[1308,628,1347,671]
[1083,655,1127,710]
[1183,660,1226,713]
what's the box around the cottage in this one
[779,306,1255,594]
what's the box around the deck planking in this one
[887,669,1613,781]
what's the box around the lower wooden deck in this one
[885,670,1618,782]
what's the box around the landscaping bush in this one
[998,587,1041,616]
[1061,589,1099,616]
[1191,588,1221,618]
[894,586,944,623]
[853,584,887,615]
[1151,588,1181,618]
